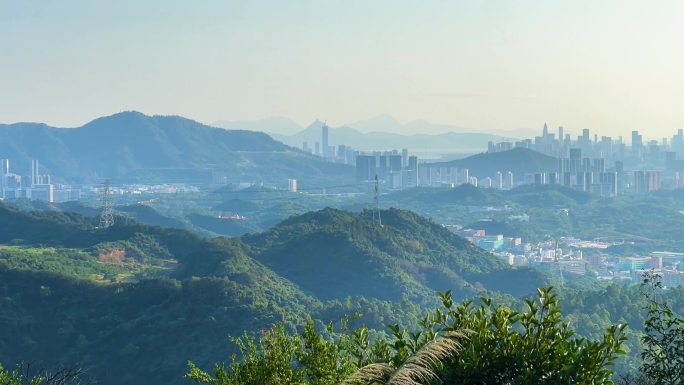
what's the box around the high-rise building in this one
[288,179,298,192]
[461,168,469,185]
[389,155,402,172]
[495,171,503,189]
[401,149,408,167]
[633,170,660,193]
[321,124,329,158]
[598,172,618,197]
[592,158,605,173]
[569,148,582,172]
[355,155,376,181]
[582,129,590,144]
[632,130,643,157]
[408,155,418,171]
[29,184,54,203]
[547,172,559,185]
[506,171,514,189]
[0,159,8,199]
[534,173,547,185]
[31,159,39,186]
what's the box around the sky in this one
[1,0,684,138]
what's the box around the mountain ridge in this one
[0,111,352,185]
[425,147,557,179]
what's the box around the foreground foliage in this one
[188,288,627,385]
[0,363,87,385]
[640,274,684,385]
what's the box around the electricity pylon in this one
[98,180,114,229]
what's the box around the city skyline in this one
[2,1,684,136]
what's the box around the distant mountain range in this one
[0,112,352,185]
[213,116,538,153]
[214,115,538,138]
[270,120,516,153]
[426,148,558,179]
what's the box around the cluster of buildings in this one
[445,225,523,255]
[448,222,684,287]
[489,124,684,195]
[301,124,357,165]
[301,124,421,189]
[355,150,419,189]
[0,159,81,203]
[585,251,684,287]
[331,121,684,194]
[489,124,684,162]
[416,167,515,189]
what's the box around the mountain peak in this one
[305,119,326,130]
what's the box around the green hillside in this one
[244,207,544,301]
[0,201,546,384]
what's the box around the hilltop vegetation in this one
[244,208,544,301]
[1,197,683,384]
[0,201,541,385]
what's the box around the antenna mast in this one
[373,174,382,226]
[98,179,115,229]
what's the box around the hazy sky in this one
[1,0,683,137]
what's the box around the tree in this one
[190,288,627,385]
[640,273,684,385]
[341,331,466,385]
[0,362,88,385]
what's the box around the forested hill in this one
[0,111,352,185]
[426,147,557,178]
[0,202,544,385]
[244,207,544,300]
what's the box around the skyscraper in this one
[632,130,643,157]
[569,148,582,172]
[288,179,298,192]
[408,155,418,171]
[0,159,8,199]
[389,155,402,172]
[355,155,376,181]
[633,170,660,193]
[31,159,39,186]
[321,124,329,158]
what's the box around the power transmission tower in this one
[555,240,564,289]
[373,174,382,226]
[98,180,115,229]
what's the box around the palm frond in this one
[387,331,466,385]
[340,363,394,385]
